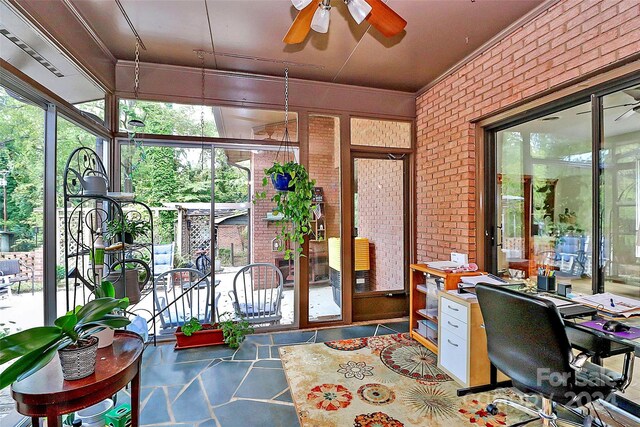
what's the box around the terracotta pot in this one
[58,336,99,380]
[174,324,224,349]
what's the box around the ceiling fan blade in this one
[283,2,316,44]
[364,0,407,38]
[576,103,637,115]
[615,107,637,121]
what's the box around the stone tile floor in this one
[114,321,410,427]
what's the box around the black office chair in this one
[475,284,634,427]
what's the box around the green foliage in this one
[219,313,253,349]
[94,280,116,299]
[105,217,151,242]
[180,317,203,337]
[254,161,316,260]
[0,297,130,389]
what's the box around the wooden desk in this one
[11,330,144,427]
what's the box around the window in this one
[0,85,45,331]
[56,116,105,315]
[489,78,640,298]
[601,85,640,298]
[351,118,411,148]
[119,99,298,141]
[494,103,593,294]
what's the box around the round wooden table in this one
[11,330,144,427]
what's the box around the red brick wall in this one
[308,116,340,240]
[251,150,283,264]
[415,0,640,263]
[356,158,404,291]
[351,118,411,148]
[217,225,245,252]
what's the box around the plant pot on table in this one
[58,336,99,380]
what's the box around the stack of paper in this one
[460,275,508,286]
[426,261,460,270]
[571,293,640,318]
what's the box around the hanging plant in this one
[255,161,316,260]
[253,68,316,260]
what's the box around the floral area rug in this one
[280,333,537,427]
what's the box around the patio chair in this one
[153,268,219,331]
[228,263,284,326]
[153,243,175,277]
[0,259,35,295]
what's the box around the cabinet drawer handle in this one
[447,339,459,347]
[447,305,459,312]
[447,321,458,328]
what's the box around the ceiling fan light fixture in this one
[345,0,372,24]
[311,0,331,33]
[291,0,313,10]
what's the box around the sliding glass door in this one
[601,86,640,298]
[489,78,640,298]
[493,102,593,295]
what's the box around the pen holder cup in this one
[537,275,556,292]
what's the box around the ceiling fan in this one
[575,87,640,120]
[284,0,407,44]
[614,87,640,121]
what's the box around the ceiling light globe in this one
[311,5,331,33]
[347,0,372,24]
[291,0,313,10]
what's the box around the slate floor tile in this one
[243,333,273,345]
[213,400,299,427]
[140,388,171,425]
[173,345,237,363]
[271,330,315,344]
[257,345,271,359]
[274,389,293,403]
[232,342,258,360]
[315,325,377,342]
[142,360,210,387]
[200,361,252,405]
[254,359,283,369]
[381,321,410,333]
[235,367,288,399]
[172,379,212,423]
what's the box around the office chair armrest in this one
[569,351,590,371]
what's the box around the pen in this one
[610,298,615,308]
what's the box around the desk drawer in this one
[441,299,467,323]
[440,330,468,382]
[440,312,467,340]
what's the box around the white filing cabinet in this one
[437,291,493,388]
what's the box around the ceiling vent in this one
[0,27,64,77]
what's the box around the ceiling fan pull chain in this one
[199,50,206,169]
[134,40,140,99]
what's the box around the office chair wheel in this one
[486,403,499,415]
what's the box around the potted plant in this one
[92,281,118,348]
[174,317,224,350]
[219,313,254,349]
[0,297,130,388]
[255,161,316,260]
[174,314,254,350]
[105,217,150,244]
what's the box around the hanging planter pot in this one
[271,172,293,191]
[58,336,100,380]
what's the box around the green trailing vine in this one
[254,161,316,260]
